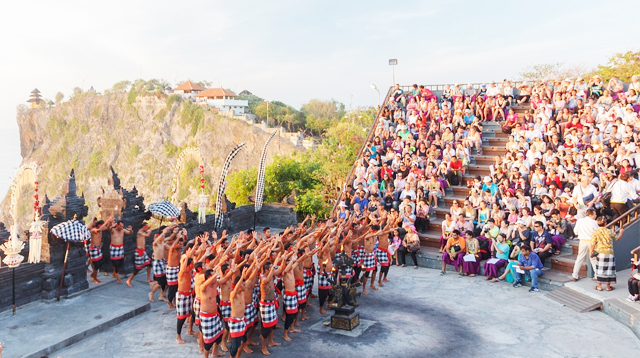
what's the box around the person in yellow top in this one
[440,230,466,275]
[590,216,624,291]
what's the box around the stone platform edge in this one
[24,301,150,358]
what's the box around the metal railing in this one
[330,87,393,216]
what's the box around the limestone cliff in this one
[2,91,300,229]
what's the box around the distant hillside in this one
[1,91,300,230]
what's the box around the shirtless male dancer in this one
[229,275,248,358]
[149,226,173,303]
[281,250,302,341]
[126,223,152,287]
[166,227,183,307]
[241,256,263,353]
[110,220,133,284]
[376,224,393,287]
[176,250,194,345]
[87,218,111,284]
[199,265,233,357]
[258,252,287,355]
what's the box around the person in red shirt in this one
[447,157,464,186]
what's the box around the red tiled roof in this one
[174,80,205,92]
[194,88,237,98]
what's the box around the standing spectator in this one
[608,172,639,216]
[591,217,623,291]
[572,208,599,281]
[512,244,545,292]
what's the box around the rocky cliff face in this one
[2,92,300,229]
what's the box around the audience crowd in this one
[336,75,640,293]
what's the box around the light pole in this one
[266,101,270,127]
[389,59,398,85]
[370,84,380,109]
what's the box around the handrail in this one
[330,87,393,216]
[606,203,640,233]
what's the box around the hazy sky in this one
[0,0,638,198]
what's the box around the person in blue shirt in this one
[463,109,476,125]
[513,244,545,292]
[352,190,369,211]
[482,176,499,196]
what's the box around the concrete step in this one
[483,137,508,146]
[481,146,505,156]
[474,155,497,165]
[467,164,492,176]
[551,254,587,276]
[443,194,469,206]
[449,186,472,196]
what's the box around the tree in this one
[519,62,564,81]
[111,80,131,93]
[226,167,258,206]
[593,50,640,82]
[301,99,345,136]
[55,92,64,105]
[237,92,264,114]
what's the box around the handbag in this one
[568,206,578,216]
[409,244,420,252]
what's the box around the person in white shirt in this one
[486,82,501,98]
[571,208,599,280]
[571,175,599,218]
[608,172,639,216]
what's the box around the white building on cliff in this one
[194,88,248,115]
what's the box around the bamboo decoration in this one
[255,132,276,214]
[214,143,246,230]
[198,164,208,224]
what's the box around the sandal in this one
[594,286,603,291]
[606,286,615,291]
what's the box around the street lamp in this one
[370,84,380,109]
[389,59,398,85]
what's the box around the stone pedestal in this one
[330,305,360,331]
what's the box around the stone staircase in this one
[417,105,585,278]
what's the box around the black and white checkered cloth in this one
[376,248,389,266]
[152,259,167,277]
[283,291,298,314]
[295,282,307,304]
[109,244,124,260]
[219,301,231,322]
[134,248,150,269]
[148,200,180,219]
[166,265,179,285]
[193,298,201,325]
[176,291,193,319]
[318,270,332,289]
[595,254,617,278]
[259,300,278,327]
[252,282,260,305]
[88,245,103,261]
[51,220,91,242]
[199,311,223,344]
[304,268,314,293]
[244,303,258,327]
[228,317,247,338]
[362,252,376,271]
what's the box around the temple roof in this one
[174,80,204,92]
[194,88,237,98]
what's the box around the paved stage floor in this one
[16,265,640,357]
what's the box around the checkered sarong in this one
[219,300,231,322]
[134,248,151,269]
[376,247,390,267]
[283,291,298,314]
[303,268,314,293]
[317,270,332,289]
[595,254,617,283]
[88,245,102,261]
[200,311,223,344]
[193,298,201,325]
[152,259,167,277]
[295,280,307,304]
[228,317,247,338]
[166,265,179,285]
[259,300,278,327]
[110,244,124,260]
[252,282,260,306]
[352,249,362,266]
[362,252,376,271]
[176,291,193,319]
[244,303,258,327]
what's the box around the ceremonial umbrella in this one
[50,220,91,301]
[148,200,180,220]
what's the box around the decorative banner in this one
[28,217,46,264]
[198,165,207,223]
[214,143,246,230]
[1,226,25,268]
[255,132,277,213]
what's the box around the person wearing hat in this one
[482,176,498,196]
[337,201,350,219]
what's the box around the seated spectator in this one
[440,230,466,275]
[486,234,510,282]
[529,220,553,264]
[398,226,420,268]
[461,231,481,277]
[512,244,545,292]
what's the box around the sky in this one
[0,0,638,199]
